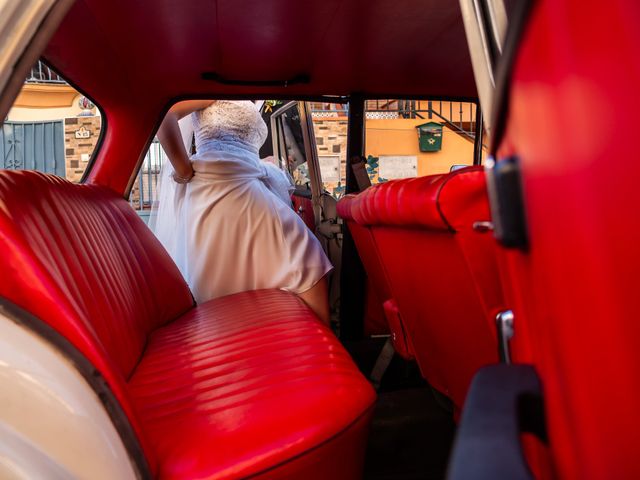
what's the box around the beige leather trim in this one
[0,312,137,480]
[0,1,54,96]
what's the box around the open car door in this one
[270,101,319,231]
[270,101,343,325]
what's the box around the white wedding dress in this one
[151,101,333,303]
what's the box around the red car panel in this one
[496,0,640,477]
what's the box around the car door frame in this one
[270,100,324,228]
[0,0,75,121]
[270,100,345,327]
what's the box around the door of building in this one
[1,121,65,177]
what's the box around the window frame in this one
[458,0,509,137]
[362,97,485,174]
[0,0,75,122]
[2,57,107,184]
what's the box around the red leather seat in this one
[338,196,414,359]
[0,171,375,479]
[130,289,374,479]
[338,167,502,409]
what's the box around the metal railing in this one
[426,100,477,138]
[25,61,67,84]
[309,102,349,118]
[365,99,478,138]
[129,140,165,221]
[310,99,478,138]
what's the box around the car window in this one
[277,104,309,188]
[308,101,347,199]
[131,101,297,223]
[364,99,481,182]
[1,59,100,183]
[129,138,165,222]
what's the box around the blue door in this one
[1,121,65,177]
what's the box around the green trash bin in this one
[416,122,443,152]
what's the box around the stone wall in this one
[64,115,102,183]
[312,117,348,194]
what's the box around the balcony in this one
[310,99,480,140]
[25,61,67,84]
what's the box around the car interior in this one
[1,0,639,479]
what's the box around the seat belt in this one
[347,155,392,387]
[349,156,372,192]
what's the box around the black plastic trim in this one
[473,106,484,166]
[486,155,528,249]
[489,0,535,154]
[447,364,547,480]
[202,72,310,87]
[340,94,367,341]
[345,95,366,194]
[0,297,151,479]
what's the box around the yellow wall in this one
[6,84,96,121]
[365,118,475,176]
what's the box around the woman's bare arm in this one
[157,100,213,179]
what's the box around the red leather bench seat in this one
[338,196,414,359]
[338,167,502,409]
[130,289,374,479]
[0,171,375,479]
[341,167,489,229]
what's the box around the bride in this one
[151,100,332,323]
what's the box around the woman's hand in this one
[171,163,194,184]
[157,100,213,183]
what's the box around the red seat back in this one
[338,197,413,358]
[342,167,502,408]
[0,171,193,443]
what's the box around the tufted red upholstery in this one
[130,289,375,479]
[338,167,503,409]
[0,170,194,458]
[0,171,375,478]
[0,171,194,377]
[337,167,492,231]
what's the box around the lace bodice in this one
[192,101,268,154]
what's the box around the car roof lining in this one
[38,0,478,194]
[43,0,477,109]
